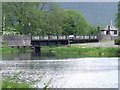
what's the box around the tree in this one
[2,2,40,34]
[41,3,64,35]
[2,2,64,35]
[2,2,96,36]
[115,1,120,30]
[61,10,89,35]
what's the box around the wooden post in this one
[89,35,90,40]
[57,35,59,39]
[83,35,85,43]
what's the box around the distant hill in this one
[57,2,118,26]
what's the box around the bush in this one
[115,39,120,45]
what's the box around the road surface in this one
[73,41,119,47]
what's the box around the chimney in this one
[108,25,110,30]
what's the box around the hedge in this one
[115,39,120,45]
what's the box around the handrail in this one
[31,35,98,40]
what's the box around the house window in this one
[114,31,117,34]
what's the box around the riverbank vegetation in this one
[42,46,119,58]
[1,43,32,54]
[115,39,120,45]
[1,47,19,54]
[2,71,51,89]
[1,43,119,58]
[2,79,31,88]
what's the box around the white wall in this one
[110,31,118,36]
[101,31,118,36]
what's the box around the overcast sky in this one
[54,0,119,2]
[1,0,120,2]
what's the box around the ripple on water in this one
[1,57,118,88]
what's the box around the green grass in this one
[0,47,19,54]
[1,45,32,54]
[2,71,51,89]
[2,79,31,88]
[41,46,119,59]
[1,44,119,59]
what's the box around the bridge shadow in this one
[31,51,57,60]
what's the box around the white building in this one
[101,21,118,36]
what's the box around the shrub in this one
[115,39,120,45]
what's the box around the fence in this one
[31,35,98,40]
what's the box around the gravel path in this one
[74,41,119,47]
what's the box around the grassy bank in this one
[1,47,19,54]
[42,46,119,58]
[1,45,119,59]
[2,79,31,88]
[1,46,32,54]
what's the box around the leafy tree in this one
[41,3,64,35]
[115,1,120,30]
[2,2,97,36]
[87,25,98,34]
[61,10,89,35]
[2,2,64,35]
[2,2,39,34]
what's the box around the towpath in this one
[73,41,119,48]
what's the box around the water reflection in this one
[31,52,57,60]
[2,51,57,60]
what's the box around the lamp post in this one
[22,24,24,35]
[2,15,6,34]
[97,26,100,34]
[97,23,100,40]
[28,22,31,35]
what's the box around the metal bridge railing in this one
[31,35,98,40]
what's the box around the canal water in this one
[1,52,118,88]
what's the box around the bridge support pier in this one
[34,47,41,53]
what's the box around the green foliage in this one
[2,79,31,88]
[42,46,119,58]
[115,39,120,45]
[62,10,89,35]
[115,1,120,30]
[115,13,120,30]
[2,2,64,35]
[1,44,32,54]
[1,47,19,54]
[117,48,120,57]
[87,25,98,34]
[2,2,97,35]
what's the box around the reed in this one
[42,46,119,58]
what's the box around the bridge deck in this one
[31,35,98,40]
[2,35,99,47]
[31,35,99,46]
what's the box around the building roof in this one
[103,21,118,31]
